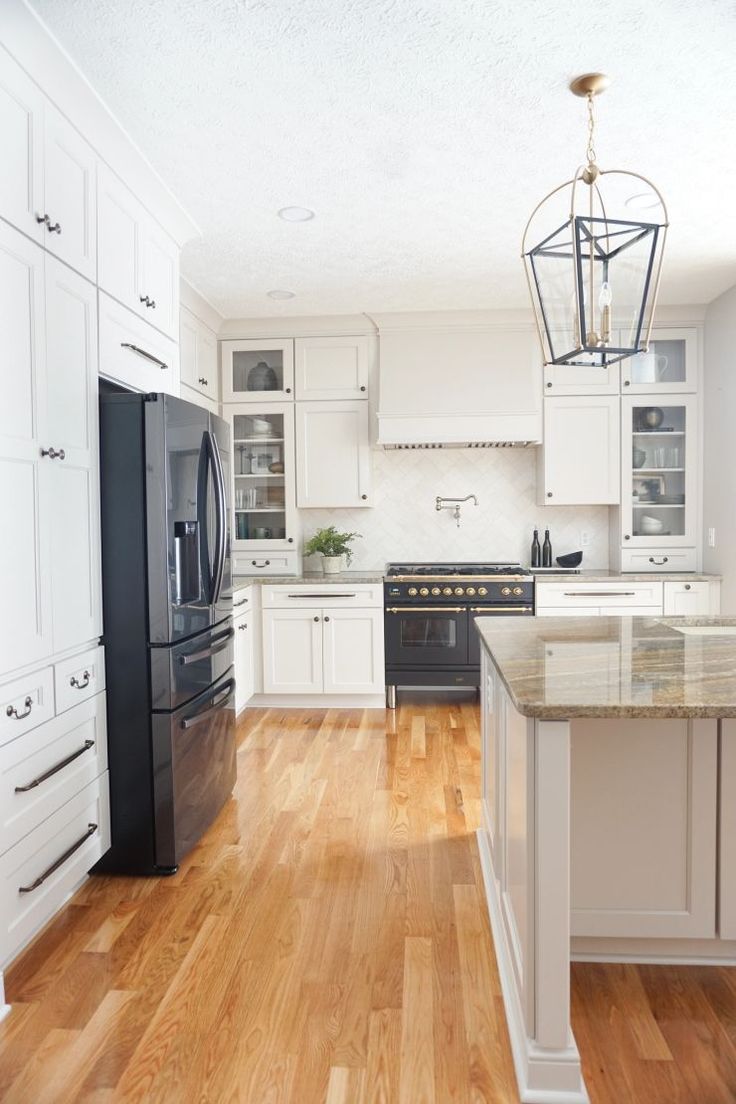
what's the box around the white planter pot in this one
[322,556,342,575]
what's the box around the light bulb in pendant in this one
[599,281,612,343]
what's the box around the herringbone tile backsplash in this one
[299,447,610,571]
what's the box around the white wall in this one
[703,283,736,611]
[300,446,609,571]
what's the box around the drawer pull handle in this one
[288,593,357,599]
[6,696,33,720]
[70,670,91,690]
[251,560,271,568]
[15,739,95,793]
[18,823,98,894]
[387,606,465,613]
[649,557,669,565]
[469,606,533,612]
[120,343,168,371]
[563,591,637,598]
[233,598,249,607]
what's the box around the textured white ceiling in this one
[31,0,736,317]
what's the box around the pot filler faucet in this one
[435,494,479,528]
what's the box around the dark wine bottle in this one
[542,529,552,567]
[531,528,541,568]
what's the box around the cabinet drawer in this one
[99,292,179,396]
[261,583,383,609]
[0,773,110,968]
[619,549,698,573]
[0,693,107,855]
[234,552,298,576]
[0,667,55,747]
[536,581,663,610]
[663,581,713,616]
[54,646,105,715]
[232,586,253,613]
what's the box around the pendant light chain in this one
[585,92,597,167]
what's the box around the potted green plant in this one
[304,526,361,575]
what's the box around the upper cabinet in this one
[42,104,97,282]
[0,51,44,245]
[180,306,220,406]
[0,54,96,280]
[621,328,698,394]
[294,335,369,400]
[543,348,620,396]
[221,339,294,402]
[296,400,371,508]
[537,395,620,506]
[97,165,178,340]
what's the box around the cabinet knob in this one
[546,382,552,389]
[685,584,691,591]
[198,377,208,385]
[40,446,66,460]
[47,220,61,234]
[288,537,294,543]
[361,494,367,500]
[238,623,247,630]
[624,534,631,540]
[547,492,553,498]
[360,385,366,392]
[285,387,292,394]
[624,379,631,386]
[314,616,319,622]
[324,616,330,622]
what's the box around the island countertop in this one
[475,615,736,719]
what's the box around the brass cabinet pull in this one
[386,606,465,613]
[18,823,98,894]
[469,606,533,612]
[70,670,91,690]
[15,740,95,793]
[6,696,33,720]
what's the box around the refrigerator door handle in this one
[180,678,235,730]
[178,626,234,666]
[210,431,227,604]
[196,431,216,605]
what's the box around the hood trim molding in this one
[376,411,541,449]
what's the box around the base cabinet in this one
[322,609,384,694]
[262,609,323,694]
[234,611,254,713]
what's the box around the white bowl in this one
[251,418,272,435]
[639,515,664,535]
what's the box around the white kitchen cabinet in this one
[0,50,44,244]
[0,225,52,672]
[228,403,297,554]
[262,608,323,694]
[543,356,620,396]
[535,580,663,613]
[234,610,254,713]
[621,328,698,394]
[663,580,715,616]
[42,104,97,282]
[180,306,219,405]
[616,395,698,564]
[294,335,369,400]
[98,291,179,397]
[571,718,717,938]
[221,339,294,403]
[295,400,371,508]
[719,721,736,940]
[97,165,178,339]
[322,608,384,694]
[618,549,698,573]
[537,395,619,505]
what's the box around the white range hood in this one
[373,312,542,448]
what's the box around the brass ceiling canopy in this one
[521,72,668,370]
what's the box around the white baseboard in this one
[0,971,9,1022]
[572,935,736,965]
[244,693,386,710]
[476,829,589,1104]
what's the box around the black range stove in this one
[383,563,535,707]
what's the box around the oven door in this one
[385,607,469,669]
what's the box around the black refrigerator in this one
[95,392,236,875]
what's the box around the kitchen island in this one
[475,615,736,1104]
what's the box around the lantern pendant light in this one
[522,73,668,368]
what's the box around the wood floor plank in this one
[399,936,435,1104]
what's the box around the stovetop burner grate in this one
[386,562,531,578]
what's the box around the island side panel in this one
[719,720,736,940]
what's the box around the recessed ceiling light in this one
[267,289,296,300]
[277,206,315,222]
[625,192,662,212]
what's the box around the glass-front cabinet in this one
[227,403,296,551]
[221,339,294,402]
[620,395,698,550]
[621,328,698,393]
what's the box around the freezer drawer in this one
[151,668,236,871]
[150,620,234,710]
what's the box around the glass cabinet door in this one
[622,396,697,547]
[221,339,294,402]
[621,328,698,393]
[231,405,295,548]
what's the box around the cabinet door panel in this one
[262,610,322,693]
[571,718,717,938]
[0,52,44,242]
[295,336,369,400]
[539,396,619,505]
[322,609,384,694]
[45,256,101,650]
[43,105,96,281]
[0,226,51,672]
[97,165,139,309]
[662,581,712,616]
[139,222,178,339]
[296,401,370,508]
[234,613,254,713]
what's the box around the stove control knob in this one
[466,587,476,596]
[442,587,453,596]
[501,586,511,596]
[513,586,524,596]
[454,586,464,596]
[477,587,488,596]
[408,587,418,596]
[419,587,429,596]
[431,587,441,596]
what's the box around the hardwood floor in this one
[1,695,736,1103]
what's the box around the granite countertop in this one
[476,615,736,720]
[233,570,385,589]
[533,570,721,583]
